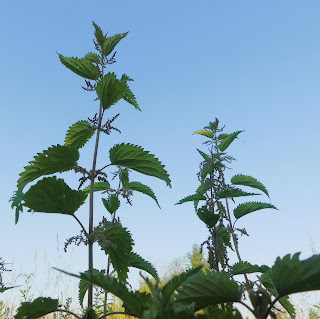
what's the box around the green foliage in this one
[233,202,277,219]
[126,181,160,207]
[15,297,59,319]
[121,74,141,111]
[102,194,120,214]
[92,22,106,47]
[9,190,24,224]
[176,194,206,205]
[176,270,243,310]
[83,182,110,194]
[58,54,100,80]
[95,224,134,282]
[197,206,219,228]
[109,143,171,186]
[23,176,87,215]
[102,32,128,57]
[193,130,214,138]
[95,73,128,110]
[267,253,320,297]
[64,120,96,149]
[128,252,158,279]
[84,52,100,64]
[218,131,243,152]
[230,262,268,275]
[216,188,260,199]
[231,174,269,197]
[17,144,79,191]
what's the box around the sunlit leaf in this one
[126,181,160,208]
[15,297,59,319]
[231,174,269,197]
[64,120,95,149]
[17,144,79,191]
[218,131,243,152]
[233,202,277,219]
[193,130,214,138]
[23,177,87,215]
[129,252,158,279]
[109,143,171,187]
[96,73,128,110]
[59,54,100,80]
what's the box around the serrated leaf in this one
[201,161,224,181]
[64,120,95,149]
[109,143,171,187]
[102,32,128,57]
[206,306,243,319]
[102,194,120,215]
[84,52,100,64]
[218,131,243,152]
[216,188,260,199]
[216,224,233,250]
[78,269,105,307]
[218,133,229,140]
[230,262,267,275]
[128,252,158,279]
[23,177,87,215]
[233,202,277,219]
[96,73,128,110]
[17,145,79,191]
[58,269,145,318]
[95,225,134,282]
[267,253,320,297]
[121,74,141,111]
[176,194,206,205]
[197,149,211,161]
[83,182,110,194]
[231,174,269,197]
[15,297,59,319]
[193,130,214,138]
[59,54,100,80]
[9,191,24,224]
[92,22,106,47]
[162,266,203,309]
[175,270,243,310]
[197,206,219,228]
[126,181,160,208]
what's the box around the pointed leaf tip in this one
[233,202,277,219]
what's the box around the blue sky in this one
[1,0,320,305]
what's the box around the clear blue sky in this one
[1,0,320,304]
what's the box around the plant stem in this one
[88,102,104,307]
[98,311,126,319]
[225,198,250,285]
[72,215,88,235]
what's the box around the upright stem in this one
[88,102,104,307]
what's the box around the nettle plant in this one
[62,120,320,319]
[9,23,171,319]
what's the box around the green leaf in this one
[217,133,229,140]
[0,286,15,293]
[197,206,219,228]
[78,269,105,307]
[230,262,268,275]
[92,22,106,47]
[176,194,206,205]
[84,52,100,64]
[267,253,320,297]
[17,144,79,191]
[218,131,243,152]
[109,143,171,187]
[193,130,214,138]
[197,149,211,161]
[126,181,160,208]
[23,177,87,215]
[64,120,95,149]
[9,191,24,224]
[176,270,243,310]
[58,270,145,318]
[216,188,260,199]
[206,306,243,319]
[58,54,100,80]
[233,202,277,219]
[95,225,134,282]
[201,161,224,181]
[102,194,120,215]
[216,224,233,250]
[15,297,59,319]
[162,266,203,309]
[83,182,110,194]
[128,252,158,279]
[102,32,128,57]
[231,174,269,197]
[95,73,128,110]
[121,74,141,111]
